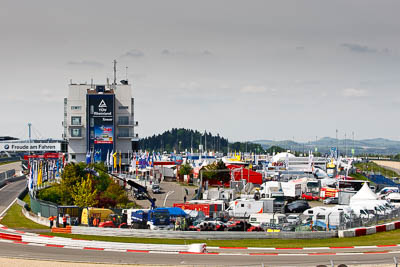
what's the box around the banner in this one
[0,142,61,152]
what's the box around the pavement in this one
[0,241,399,266]
[0,179,27,216]
[0,161,22,173]
[133,180,197,208]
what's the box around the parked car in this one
[152,184,161,194]
[323,197,338,205]
[133,189,146,200]
[285,200,311,213]
[286,214,301,225]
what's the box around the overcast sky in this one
[1,0,399,142]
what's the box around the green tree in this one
[201,160,231,184]
[179,163,193,176]
[71,177,98,207]
[97,178,129,208]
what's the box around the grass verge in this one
[0,203,48,229]
[3,201,400,248]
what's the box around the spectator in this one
[62,215,67,228]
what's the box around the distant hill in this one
[140,128,264,153]
[254,137,400,155]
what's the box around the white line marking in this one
[0,198,17,218]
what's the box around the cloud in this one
[296,46,305,50]
[341,43,377,54]
[342,88,368,97]
[67,60,104,67]
[179,81,200,92]
[161,49,213,56]
[240,85,267,94]
[121,49,144,58]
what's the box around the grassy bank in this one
[0,203,47,229]
[355,162,398,178]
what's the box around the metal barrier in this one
[0,157,19,163]
[29,193,58,218]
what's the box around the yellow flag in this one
[119,151,122,170]
[37,162,42,185]
[113,152,117,169]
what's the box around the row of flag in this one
[28,159,63,191]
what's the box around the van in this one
[249,213,287,226]
[81,208,113,225]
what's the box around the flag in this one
[28,162,33,191]
[86,151,91,164]
[37,161,43,186]
[119,151,122,170]
[109,150,113,168]
[106,150,110,166]
[113,151,117,169]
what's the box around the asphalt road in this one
[0,242,399,266]
[134,180,197,208]
[0,161,22,173]
[0,179,26,216]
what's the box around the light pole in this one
[163,191,174,207]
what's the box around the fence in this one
[30,193,58,218]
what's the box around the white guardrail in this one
[0,225,206,253]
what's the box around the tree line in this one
[139,128,268,153]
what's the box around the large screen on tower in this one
[87,93,114,161]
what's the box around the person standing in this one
[62,215,67,228]
[49,216,54,229]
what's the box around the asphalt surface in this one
[0,179,26,215]
[0,161,22,173]
[0,242,399,266]
[134,180,197,208]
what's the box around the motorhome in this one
[227,198,275,218]
[259,181,301,200]
[386,193,400,207]
[249,213,287,226]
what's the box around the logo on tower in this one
[98,100,107,108]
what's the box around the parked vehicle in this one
[226,199,275,218]
[152,184,161,194]
[129,208,173,230]
[286,214,301,225]
[323,197,338,205]
[81,208,113,225]
[249,213,287,226]
[285,200,310,213]
[99,214,128,228]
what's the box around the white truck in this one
[303,207,344,230]
[226,198,275,218]
[249,213,287,226]
[259,181,301,200]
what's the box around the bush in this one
[37,185,62,204]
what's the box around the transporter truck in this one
[129,208,172,230]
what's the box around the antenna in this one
[91,78,93,88]
[113,59,117,85]
[125,66,128,80]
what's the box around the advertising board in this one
[87,94,114,161]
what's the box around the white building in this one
[63,81,138,164]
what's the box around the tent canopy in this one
[350,182,378,202]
